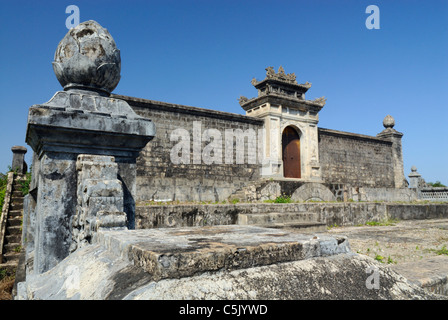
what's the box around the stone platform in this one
[328,218,448,296]
[96,225,349,281]
[17,224,447,300]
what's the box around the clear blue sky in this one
[0,0,447,184]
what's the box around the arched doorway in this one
[282,126,301,178]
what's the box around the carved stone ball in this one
[383,115,395,128]
[53,20,121,94]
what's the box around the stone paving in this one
[327,218,448,295]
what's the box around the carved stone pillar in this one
[377,115,406,189]
[11,146,27,174]
[24,21,155,273]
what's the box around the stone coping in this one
[113,94,264,125]
[318,127,392,144]
[96,225,349,281]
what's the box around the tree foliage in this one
[427,181,446,188]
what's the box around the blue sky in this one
[0,0,447,184]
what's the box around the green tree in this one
[427,181,446,188]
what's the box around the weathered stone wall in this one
[110,95,406,203]
[386,204,448,220]
[135,202,448,229]
[116,95,264,202]
[318,128,395,188]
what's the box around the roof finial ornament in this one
[383,115,395,129]
[266,66,275,78]
[52,20,121,95]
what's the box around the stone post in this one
[24,21,155,274]
[377,115,406,188]
[408,166,422,189]
[11,146,27,174]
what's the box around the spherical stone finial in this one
[52,20,121,94]
[383,114,395,129]
[411,166,417,172]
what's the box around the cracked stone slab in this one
[96,225,349,280]
[390,255,448,296]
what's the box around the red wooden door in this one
[282,127,301,178]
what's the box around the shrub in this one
[274,194,291,203]
[0,171,9,213]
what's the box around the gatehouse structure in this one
[114,65,412,203]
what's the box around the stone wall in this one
[135,202,448,230]
[111,95,407,203]
[358,187,418,202]
[318,128,395,188]
[386,204,448,220]
[116,95,264,202]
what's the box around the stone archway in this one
[282,126,301,178]
[291,183,336,202]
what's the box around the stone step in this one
[11,196,24,203]
[10,202,23,210]
[12,184,25,191]
[5,233,21,244]
[230,190,246,200]
[229,180,275,201]
[237,212,317,225]
[6,226,22,236]
[2,252,20,264]
[8,209,22,217]
[256,221,327,234]
[4,243,21,253]
[97,225,350,281]
[7,217,22,227]
[0,261,19,273]
[12,190,23,197]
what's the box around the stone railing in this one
[408,166,448,202]
[420,187,448,202]
[0,172,14,263]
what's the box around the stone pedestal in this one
[377,115,406,189]
[23,21,155,274]
[25,91,154,273]
[11,146,27,174]
[408,166,422,189]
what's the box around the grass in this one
[374,254,396,264]
[432,245,448,256]
[364,218,400,227]
[0,268,15,300]
[18,170,32,196]
[0,171,9,213]
[263,194,292,204]
[327,224,340,230]
[0,167,32,214]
